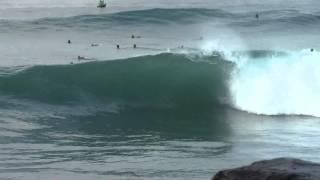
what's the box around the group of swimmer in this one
[116,34,140,49]
[68,13,318,64]
[67,34,140,61]
[69,13,260,63]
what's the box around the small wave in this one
[0,0,95,9]
[2,8,320,31]
[0,8,233,30]
[230,9,320,30]
[34,8,232,27]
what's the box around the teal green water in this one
[0,52,320,179]
[1,101,320,179]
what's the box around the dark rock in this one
[212,158,320,180]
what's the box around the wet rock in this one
[213,158,320,180]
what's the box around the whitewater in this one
[0,0,320,180]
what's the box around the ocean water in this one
[1,0,320,179]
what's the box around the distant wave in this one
[230,9,320,29]
[0,0,95,9]
[29,8,233,28]
[2,8,320,32]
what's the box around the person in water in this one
[67,40,71,44]
[255,13,259,19]
[133,44,137,48]
[78,56,94,61]
[117,45,120,49]
[131,34,142,39]
[310,48,314,52]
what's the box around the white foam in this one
[230,49,320,117]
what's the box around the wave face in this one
[1,50,320,116]
[0,53,233,109]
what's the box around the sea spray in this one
[230,49,320,116]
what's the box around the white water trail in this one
[199,38,320,116]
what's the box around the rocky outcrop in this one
[213,158,320,180]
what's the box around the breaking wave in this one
[0,49,319,117]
